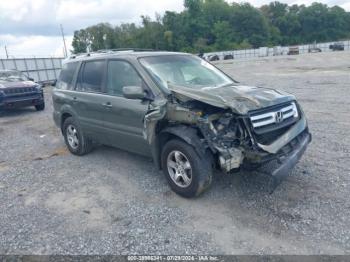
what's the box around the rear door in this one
[73,59,109,144]
[102,59,151,155]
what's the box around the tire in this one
[62,117,93,156]
[35,103,45,111]
[161,139,213,198]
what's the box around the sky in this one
[0,0,349,58]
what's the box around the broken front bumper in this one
[220,114,310,172]
[258,130,312,191]
[257,114,308,154]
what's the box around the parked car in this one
[223,54,234,60]
[308,47,321,53]
[197,52,204,58]
[287,46,299,55]
[308,42,322,53]
[53,50,311,198]
[308,45,321,53]
[208,54,220,61]
[0,69,45,111]
[329,42,344,51]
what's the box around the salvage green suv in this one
[53,50,311,198]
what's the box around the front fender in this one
[160,125,207,156]
[152,125,208,170]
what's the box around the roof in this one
[64,50,190,64]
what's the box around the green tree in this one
[230,3,270,48]
[71,1,350,54]
[212,21,235,50]
[72,29,89,53]
[137,15,166,50]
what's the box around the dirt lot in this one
[0,51,349,255]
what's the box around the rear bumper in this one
[0,93,44,109]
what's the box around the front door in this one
[102,59,151,155]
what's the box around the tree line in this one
[72,0,350,54]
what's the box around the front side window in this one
[139,55,234,90]
[57,62,78,90]
[77,60,105,93]
[107,60,143,96]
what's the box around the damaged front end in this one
[143,83,311,189]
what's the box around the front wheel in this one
[161,139,213,198]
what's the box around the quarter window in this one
[77,60,105,92]
[107,60,142,96]
[57,62,78,90]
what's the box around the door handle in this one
[102,102,113,108]
[72,97,78,103]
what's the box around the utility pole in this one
[4,46,9,59]
[60,24,68,58]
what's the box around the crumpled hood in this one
[168,84,295,115]
[0,80,37,89]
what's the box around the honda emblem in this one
[275,111,283,123]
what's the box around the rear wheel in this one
[161,139,213,198]
[63,117,93,155]
[35,102,45,111]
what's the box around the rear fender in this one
[58,104,79,132]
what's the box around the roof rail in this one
[97,48,154,52]
[68,48,154,59]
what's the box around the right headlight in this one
[291,101,299,118]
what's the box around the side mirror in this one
[28,77,34,81]
[122,86,146,100]
[52,79,57,87]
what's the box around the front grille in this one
[254,125,290,144]
[3,87,37,96]
[249,102,300,144]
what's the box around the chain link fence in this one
[204,40,350,60]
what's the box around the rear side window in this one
[76,60,105,93]
[57,62,78,90]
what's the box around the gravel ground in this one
[0,51,349,255]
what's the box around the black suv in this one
[329,42,345,51]
[53,50,311,198]
[0,69,45,111]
